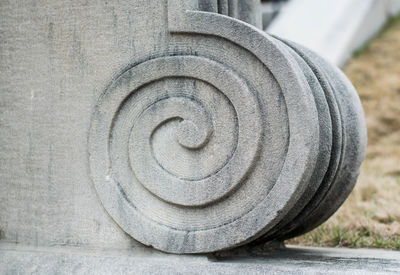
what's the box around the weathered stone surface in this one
[250,39,340,242]
[2,244,400,274]
[277,41,367,238]
[198,0,262,28]
[0,0,367,256]
[89,1,321,253]
[252,37,333,243]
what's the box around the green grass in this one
[292,224,400,250]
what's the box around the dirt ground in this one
[287,15,400,249]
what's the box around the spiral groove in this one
[89,4,366,253]
[101,56,262,207]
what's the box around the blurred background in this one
[262,0,400,249]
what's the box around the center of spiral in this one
[177,120,211,149]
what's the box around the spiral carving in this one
[109,56,262,207]
[89,0,366,254]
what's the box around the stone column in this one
[198,0,262,28]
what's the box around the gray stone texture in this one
[2,244,400,275]
[0,0,367,257]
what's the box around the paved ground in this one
[1,243,399,274]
